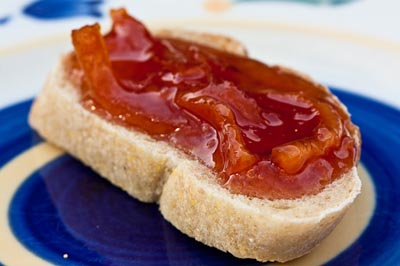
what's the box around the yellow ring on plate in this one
[0,143,63,266]
[0,142,375,265]
[0,18,400,57]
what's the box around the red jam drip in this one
[71,9,360,199]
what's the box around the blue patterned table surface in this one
[1,0,400,47]
[0,0,399,110]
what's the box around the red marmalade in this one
[71,9,360,199]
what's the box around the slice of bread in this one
[29,29,361,262]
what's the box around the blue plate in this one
[0,88,399,265]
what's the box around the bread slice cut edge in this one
[29,30,361,262]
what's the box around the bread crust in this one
[29,30,361,262]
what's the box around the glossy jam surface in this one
[71,9,360,199]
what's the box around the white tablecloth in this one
[0,0,399,109]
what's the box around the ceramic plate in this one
[0,20,399,266]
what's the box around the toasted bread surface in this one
[29,30,361,262]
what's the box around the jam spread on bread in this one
[71,9,360,199]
